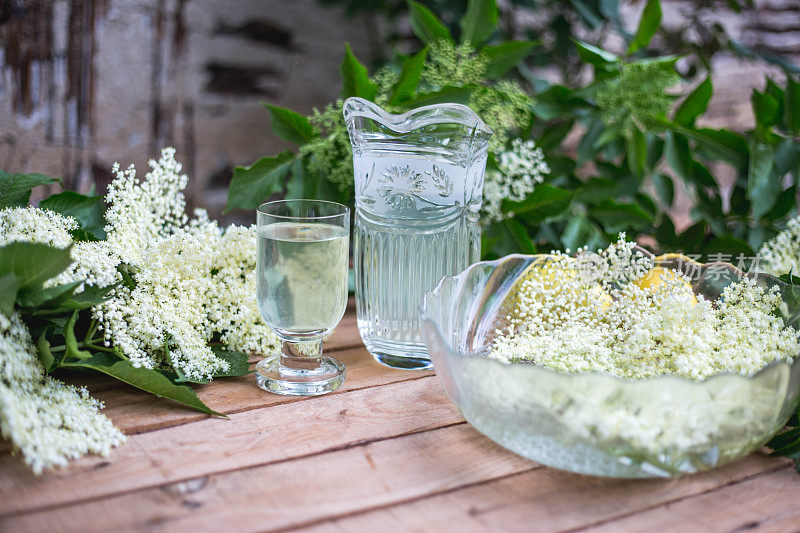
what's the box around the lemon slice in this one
[634,266,698,305]
[506,257,613,319]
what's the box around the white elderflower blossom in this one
[0,206,77,248]
[0,311,125,474]
[104,147,189,265]
[50,241,122,292]
[489,239,797,380]
[96,223,280,380]
[483,138,550,222]
[759,216,800,276]
[88,147,278,380]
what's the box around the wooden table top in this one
[2,307,798,532]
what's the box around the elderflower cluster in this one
[0,206,77,248]
[483,138,550,221]
[300,100,354,191]
[489,239,798,380]
[595,59,680,137]
[758,216,800,276]
[97,222,280,380]
[0,207,120,293]
[104,147,189,265]
[92,149,280,381]
[422,41,489,87]
[0,311,125,474]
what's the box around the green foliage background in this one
[226,0,800,263]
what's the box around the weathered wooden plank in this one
[0,374,459,518]
[583,466,800,533]
[1,424,534,533]
[303,454,792,532]
[91,344,426,435]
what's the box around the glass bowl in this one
[420,252,800,478]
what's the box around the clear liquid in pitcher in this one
[344,98,492,370]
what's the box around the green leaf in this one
[39,191,106,241]
[764,185,796,220]
[0,171,60,208]
[785,76,800,134]
[577,119,606,164]
[574,176,636,204]
[408,1,452,46]
[645,134,665,170]
[61,284,117,310]
[674,77,712,126]
[766,78,786,121]
[0,242,73,289]
[652,173,674,207]
[285,158,315,200]
[36,329,55,372]
[751,90,780,131]
[211,349,252,378]
[64,310,93,361]
[775,137,800,176]
[340,43,378,101]
[591,200,654,232]
[654,216,679,248]
[574,40,618,65]
[16,280,82,308]
[561,216,605,251]
[63,352,223,416]
[501,184,572,222]
[627,127,647,177]
[504,218,536,254]
[0,272,21,315]
[405,85,475,107]
[768,427,800,452]
[537,119,574,153]
[690,161,718,188]
[389,48,428,105]
[483,41,538,79]
[664,131,692,181]
[703,236,754,257]
[592,122,624,150]
[675,125,747,168]
[263,105,316,145]
[747,139,777,220]
[627,0,661,55]
[226,151,294,212]
[460,0,498,46]
[677,221,708,254]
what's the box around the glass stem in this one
[281,340,323,371]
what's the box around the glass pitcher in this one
[343,97,492,370]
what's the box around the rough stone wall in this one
[0,0,798,220]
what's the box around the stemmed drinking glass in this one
[255,200,350,396]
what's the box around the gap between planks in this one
[1,422,536,532]
[4,423,793,532]
[0,343,418,458]
[293,456,794,533]
[0,374,462,518]
[82,343,419,436]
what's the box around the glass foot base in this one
[361,337,433,371]
[254,355,345,396]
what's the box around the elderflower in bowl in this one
[420,238,800,478]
